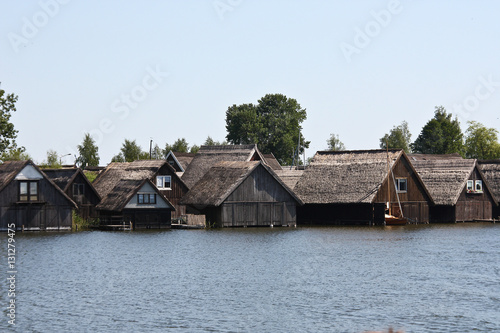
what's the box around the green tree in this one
[190,145,200,154]
[112,139,144,162]
[0,86,23,156]
[1,147,30,161]
[39,150,61,168]
[412,106,464,155]
[225,93,309,165]
[379,121,412,153]
[464,121,500,159]
[76,133,99,168]
[326,133,346,151]
[204,136,227,146]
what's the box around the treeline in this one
[328,106,500,160]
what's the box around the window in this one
[73,183,84,196]
[475,180,483,192]
[467,180,474,192]
[137,193,156,204]
[396,178,407,193]
[19,181,38,202]
[156,176,171,189]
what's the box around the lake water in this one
[1,223,499,332]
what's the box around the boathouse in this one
[410,156,498,222]
[181,161,303,227]
[96,178,174,228]
[43,168,101,220]
[93,160,189,219]
[0,160,77,231]
[294,149,433,225]
[181,144,268,189]
[478,160,500,219]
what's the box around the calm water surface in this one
[1,224,499,332]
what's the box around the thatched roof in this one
[93,160,185,198]
[275,169,304,190]
[181,161,303,207]
[181,144,265,188]
[165,151,195,172]
[43,169,76,191]
[263,153,282,171]
[0,160,77,208]
[478,160,500,202]
[44,168,101,200]
[411,158,476,205]
[294,149,403,204]
[408,153,463,161]
[0,160,29,193]
[96,178,174,212]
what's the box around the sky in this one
[1,0,500,165]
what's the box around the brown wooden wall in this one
[153,165,189,219]
[203,165,299,227]
[455,168,495,221]
[0,177,73,230]
[374,156,431,223]
[66,172,100,220]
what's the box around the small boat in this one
[385,214,407,225]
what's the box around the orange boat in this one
[385,214,407,225]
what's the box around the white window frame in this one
[156,175,171,190]
[467,180,474,192]
[475,180,483,192]
[396,178,407,193]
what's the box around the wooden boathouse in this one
[181,144,268,189]
[93,160,189,219]
[43,168,101,220]
[478,159,500,220]
[294,149,433,225]
[181,161,303,227]
[96,178,174,229]
[411,155,498,222]
[0,160,77,231]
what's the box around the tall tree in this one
[190,145,200,154]
[164,138,191,154]
[412,106,464,155]
[225,93,309,165]
[326,133,346,151]
[464,121,500,159]
[0,86,23,156]
[112,139,144,162]
[204,136,227,146]
[76,133,99,168]
[39,150,61,169]
[379,121,412,153]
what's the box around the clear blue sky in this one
[1,0,499,165]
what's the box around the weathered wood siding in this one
[374,156,431,223]
[66,172,100,220]
[455,169,494,221]
[0,177,73,230]
[215,164,298,227]
[152,165,189,218]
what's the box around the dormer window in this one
[156,176,171,190]
[475,180,483,192]
[467,180,474,192]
